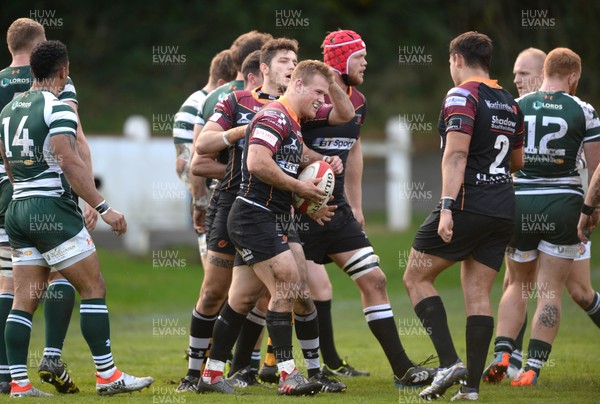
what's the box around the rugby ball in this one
[293,161,335,214]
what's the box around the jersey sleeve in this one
[208,92,236,130]
[513,104,525,149]
[301,105,332,131]
[581,102,600,143]
[48,99,78,137]
[442,86,476,136]
[249,109,287,154]
[58,77,78,105]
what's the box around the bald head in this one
[513,48,546,97]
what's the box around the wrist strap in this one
[95,200,110,215]
[440,197,455,212]
[581,203,595,216]
[222,131,232,147]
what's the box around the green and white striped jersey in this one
[173,89,207,144]
[0,65,78,183]
[0,90,78,199]
[514,91,600,196]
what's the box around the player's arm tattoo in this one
[538,304,559,328]
[208,254,233,269]
[67,134,78,152]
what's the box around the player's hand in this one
[193,206,206,234]
[295,178,326,203]
[577,210,599,243]
[83,202,98,232]
[324,156,343,174]
[309,202,337,225]
[101,208,127,236]
[352,207,365,229]
[437,210,453,243]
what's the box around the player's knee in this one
[199,287,227,311]
[229,295,257,315]
[343,247,380,281]
[567,283,594,309]
[78,274,106,298]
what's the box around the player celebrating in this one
[403,31,524,401]
[175,32,271,393]
[0,40,153,397]
[198,60,348,396]
[483,48,600,387]
[298,29,432,386]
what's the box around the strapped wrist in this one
[193,195,209,210]
[581,203,595,216]
[440,196,455,212]
[94,200,111,215]
[222,131,233,147]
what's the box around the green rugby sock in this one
[43,279,75,358]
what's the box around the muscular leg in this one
[529,253,571,344]
[565,258,600,328]
[501,260,527,371]
[461,257,497,391]
[253,251,303,380]
[496,257,537,340]
[404,249,459,368]
[5,265,50,386]
[521,252,572,380]
[308,261,344,369]
[185,251,233,379]
[289,243,321,378]
[0,274,14,387]
[42,272,75,362]
[229,271,269,376]
[485,256,537,382]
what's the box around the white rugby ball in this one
[294,161,335,214]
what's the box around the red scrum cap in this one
[322,29,366,75]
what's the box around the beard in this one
[346,73,364,87]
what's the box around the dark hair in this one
[241,50,261,85]
[209,49,237,85]
[30,40,69,80]
[449,31,493,71]
[230,30,273,72]
[260,38,299,67]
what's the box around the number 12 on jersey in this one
[523,115,567,156]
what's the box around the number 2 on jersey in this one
[1,116,34,158]
[490,134,509,174]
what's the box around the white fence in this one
[88,116,411,254]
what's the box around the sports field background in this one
[24,213,600,403]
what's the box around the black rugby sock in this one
[314,300,343,369]
[209,303,246,363]
[364,304,414,377]
[414,296,459,368]
[229,307,265,376]
[465,315,494,390]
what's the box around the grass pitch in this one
[22,215,600,402]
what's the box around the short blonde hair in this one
[544,47,581,79]
[6,18,45,54]
[290,59,332,85]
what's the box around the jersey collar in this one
[460,76,502,89]
[252,86,279,104]
[277,96,300,125]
